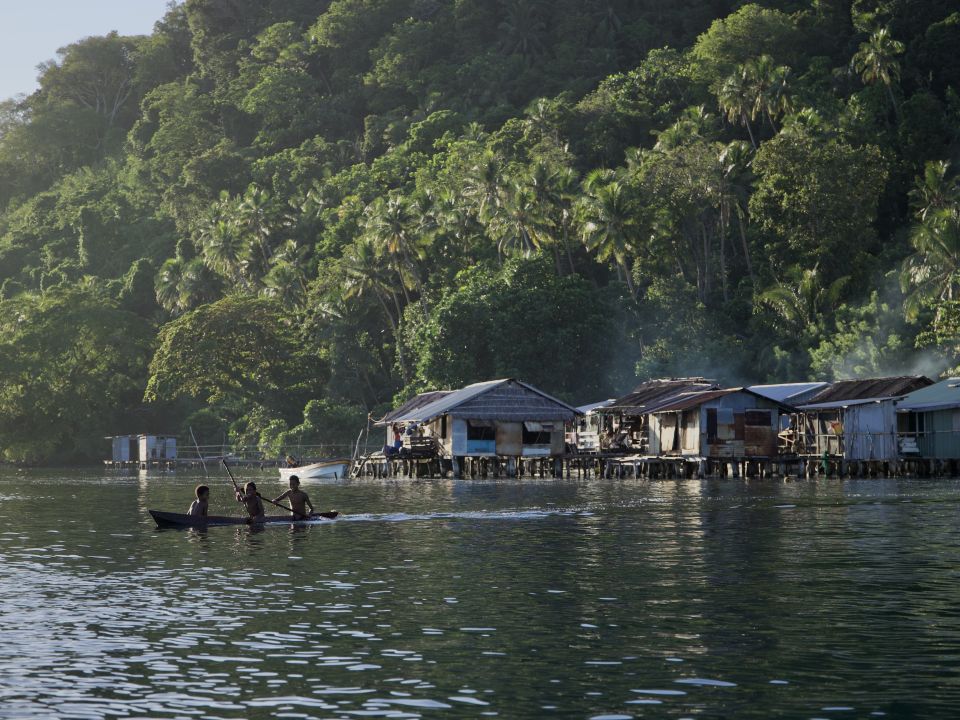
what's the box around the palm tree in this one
[716,140,756,288]
[199,218,246,283]
[910,160,959,224]
[340,237,411,381]
[498,0,546,61]
[755,57,792,130]
[901,207,960,324]
[463,151,507,222]
[717,67,758,149]
[362,194,426,316]
[155,256,219,315]
[852,27,905,120]
[756,266,849,335]
[900,161,960,326]
[654,105,715,151]
[577,174,639,297]
[528,160,579,274]
[487,182,544,259]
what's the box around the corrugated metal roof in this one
[650,387,796,414]
[896,377,960,412]
[801,376,933,406]
[377,390,453,424]
[648,388,742,413]
[576,399,616,414]
[602,378,720,414]
[748,382,829,403]
[385,379,580,424]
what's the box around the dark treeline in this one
[1,0,959,463]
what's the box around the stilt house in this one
[377,390,452,450]
[596,378,719,453]
[895,377,960,459]
[567,399,616,453]
[647,388,792,459]
[377,379,580,460]
[792,376,933,461]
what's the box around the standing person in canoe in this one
[272,475,314,520]
[236,481,266,524]
[187,485,210,518]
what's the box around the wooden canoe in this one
[150,509,339,528]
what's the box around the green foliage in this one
[144,294,327,421]
[0,286,153,463]
[1,0,959,462]
[750,128,888,284]
[403,256,622,402]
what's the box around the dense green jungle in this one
[1,0,959,464]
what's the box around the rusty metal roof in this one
[648,388,742,413]
[602,378,719,414]
[801,376,933,406]
[650,388,796,413]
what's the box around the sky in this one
[0,0,177,101]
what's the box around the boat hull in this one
[150,510,339,528]
[278,459,350,480]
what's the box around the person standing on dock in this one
[272,475,314,519]
[236,481,266,524]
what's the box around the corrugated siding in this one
[928,410,960,458]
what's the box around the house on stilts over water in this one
[363,379,581,478]
[895,377,960,469]
[787,376,933,473]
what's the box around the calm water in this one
[2,469,960,719]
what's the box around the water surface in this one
[1,468,959,719]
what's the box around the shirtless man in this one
[236,481,266,523]
[188,485,209,518]
[273,475,314,520]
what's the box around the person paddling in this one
[272,475,314,519]
[236,481,266,524]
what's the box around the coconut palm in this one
[756,266,849,335]
[362,194,427,315]
[528,159,579,274]
[901,207,960,324]
[716,140,756,288]
[717,66,758,149]
[909,160,960,224]
[463,151,507,222]
[498,0,546,61]
[487,182,544,259]
[340,236,411,381]
[577,174,639,297]
[852,26,905,120]
[199,218,246,283]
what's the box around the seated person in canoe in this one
[187,485,209,517]
[273,475,314,519]
[236,481,266,524]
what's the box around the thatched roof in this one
[383,379,580,424]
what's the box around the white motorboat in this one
[278,458,351,480]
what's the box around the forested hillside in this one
[1,0,958,463]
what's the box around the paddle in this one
[223,459,338,521]
[258,493,309,520]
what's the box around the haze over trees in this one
[0,0,958,463]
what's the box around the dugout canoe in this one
[150,510,339,528]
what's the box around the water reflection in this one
[2,470,960,717]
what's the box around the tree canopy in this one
[1,0,959,462]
